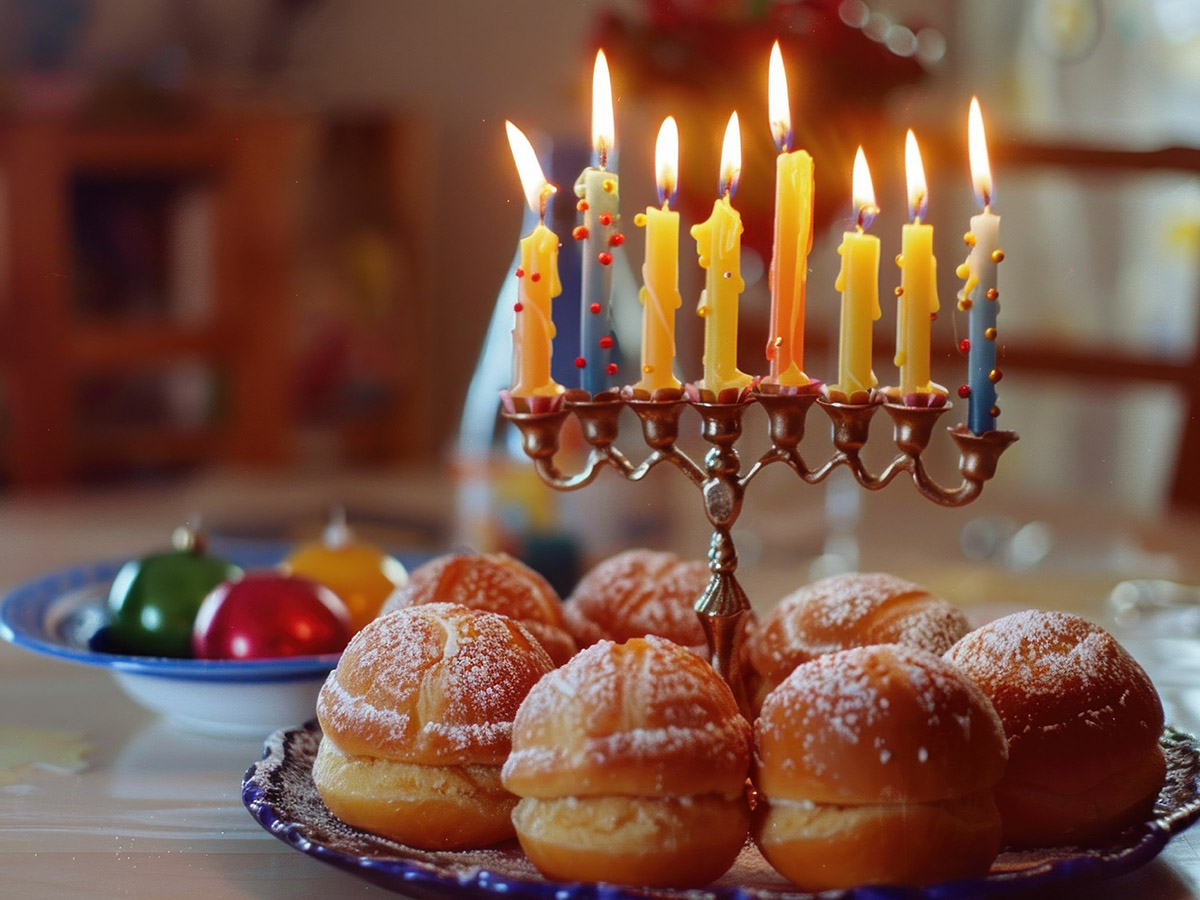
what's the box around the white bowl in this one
[0,544,420,737]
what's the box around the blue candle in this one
[573,50,622,394]
[956,98,1004,434]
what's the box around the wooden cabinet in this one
[0,109,433,486]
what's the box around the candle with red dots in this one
[573,50,623,394]
[956,98,1004,434]
[506,121,563,399]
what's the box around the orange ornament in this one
[281,510,408,633]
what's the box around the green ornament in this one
[105,528,241,657]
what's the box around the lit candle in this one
[506,121,563,399]
[634,116,682,393]
[956,97,1004,434]
[692,111,753,398]
[573,49,623,394]
[894,130,945,401]
[765,41,815,387]
[832,147,881,402]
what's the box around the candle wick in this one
[597,140,609,171]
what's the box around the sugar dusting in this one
[563,550,710,651]
[757,644,1003,778]
[755,573,968,676]
[945,610,1163,743]
[318,603,554,762]
[384,553,565,626]
[505,636,750,787]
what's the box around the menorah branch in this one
[502,387,1017,716]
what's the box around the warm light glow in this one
[968,96,993,207]
[592,49,615,167]
[768,41,792,153]
[655,116,679,205]
[905,129,928,222]
[506,120,555,217]
[719,111,742,197]
[852,146,878,229]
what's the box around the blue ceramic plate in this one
[0,543,426,735]
[243,721,1200,900]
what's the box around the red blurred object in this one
[191,573,352,660]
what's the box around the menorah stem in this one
[692,401,755,717]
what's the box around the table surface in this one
[5,465,1200,899]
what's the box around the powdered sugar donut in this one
[945,610,1165,846]
[502,636,752,888]
[753,644,1007,890]
[748,572,969,708]
[313,603,555,849]
[381,552,576,665]
[563,550,712,654]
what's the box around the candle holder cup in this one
[503,387,1016,715]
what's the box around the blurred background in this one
[0,0,1198,590]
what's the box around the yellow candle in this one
[691,112,753,397]
[506,121,563,399]
[894,130,942,397]
[635,116,682,393]
[766,42,814,387]
[832,147,881,401]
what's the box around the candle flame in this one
[905,129,928,222]
[655,116,679,206]
[768,41,792,153]
[592,49,615,168]
[506,121,556,218]
[968,96,993,208]
[719,111,742,197]
[852,146,878,230]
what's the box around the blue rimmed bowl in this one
[0,542,427,736]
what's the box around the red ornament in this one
[531,272,541,282]
[606,363,618,375]
[515,268,525,278]
[589,302,602,314]
[609,233,625,247]
[599,335,614,349]
[513,302,524,313]
[959,339,970,353]
[958,385,971,399]
[191,573,351,660]
[598,212,613,227]
[577,200,589,212]
[572,226,589,241]
[575,356,587,368]
[598,252,613,266]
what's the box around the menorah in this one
[503,384,1018,714]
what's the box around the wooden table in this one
[3,466,1200,898]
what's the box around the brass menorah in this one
[503,384,1018,713]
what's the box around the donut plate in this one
[242,721,1200,900]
